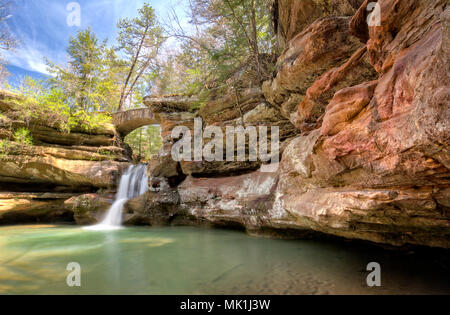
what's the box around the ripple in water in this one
[0,225,449,295]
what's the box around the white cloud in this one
[4,46,50,75]
[4,0,189,76]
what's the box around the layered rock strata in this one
[129,0,449,248]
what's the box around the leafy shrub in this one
[13,128,33,146]
[12,77,112,134]
[68,109,112,132]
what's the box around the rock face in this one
[65,193,113,225]
[0,192,75,224]
[263,16,363,124]
[0,144,128,189]
[135,0,449,248]
[272,0,450,248]
[144,57,297,180]
[271,0,361,50]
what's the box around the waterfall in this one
[85,164,149,231]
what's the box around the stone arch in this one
[112,108,160,137]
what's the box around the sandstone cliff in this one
[126,0,449,248]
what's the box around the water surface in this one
[0,225,449,295]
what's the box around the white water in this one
[85,164,149,231]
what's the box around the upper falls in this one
[85,164,148,231]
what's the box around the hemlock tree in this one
[116,3,165,111]
[46,28,122,113]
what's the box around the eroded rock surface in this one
[271,0,361,50]
[136,0,450,248]
[263,16,363,123]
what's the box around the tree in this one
[67,28,106,110]
[162,0,275,98]
[125,125,162,161]
[47,28,105,111]
[116,3,165,111]
[46,28,122,113]
[0,0,18,85]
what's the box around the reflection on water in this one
[0,225,449,295]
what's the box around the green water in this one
[0,225,449,295]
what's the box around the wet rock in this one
[65,193,113,225]
[123,178,181,226]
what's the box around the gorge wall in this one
[124,0,450,248]
[0,0,448,249]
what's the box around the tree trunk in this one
[118,24,150,112]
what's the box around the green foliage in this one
[116,3,165,111]
[151,0,276,106]
[0,139,11,161]
[13,128,33,146]
[13,78,71,131]
[125,125,162,161]
[46,28,123,114]
[12,77,111,133]
[68,109,112,132]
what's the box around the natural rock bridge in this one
[112,96,197,137]
[112,108,159,137]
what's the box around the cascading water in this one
[85,164,149,231]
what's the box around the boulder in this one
[123,178,181,226]
[65,193,113,225]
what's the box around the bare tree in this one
[116,4,165,112]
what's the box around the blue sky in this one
[4,0,188,77]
